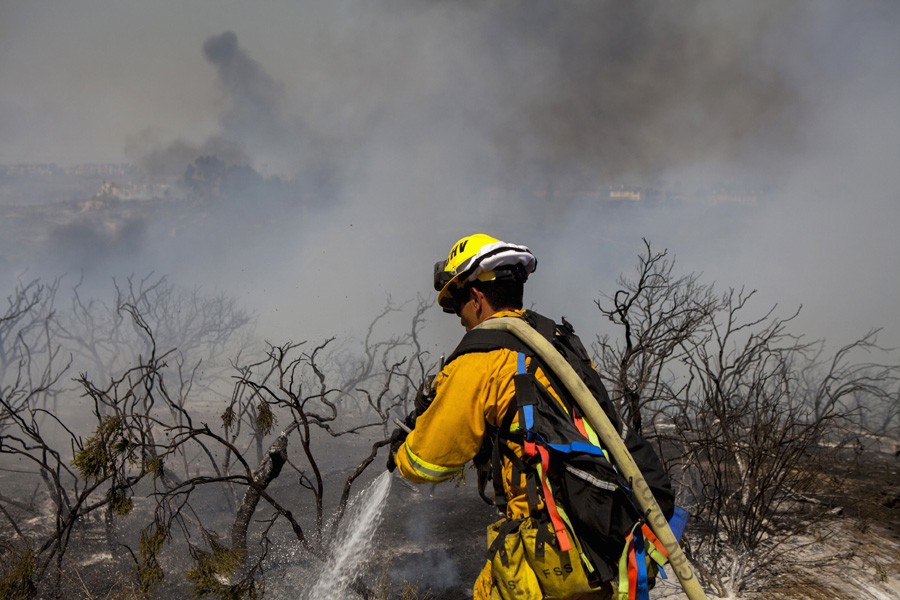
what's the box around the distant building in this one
[609,185,642,201]
[65,164,136,178]
[95,180,170,200]
[2,164,64,177]
[1,163,136,179]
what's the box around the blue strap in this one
[514,351,610,460]
[541,439,608,456]
[668,506,689,541]
[523,405,534,430]
[655,505,689,580]
[517,353,536,430]
[634,529,649,600]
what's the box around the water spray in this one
[306,471,393,600]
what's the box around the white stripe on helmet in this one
[463,241,536,282]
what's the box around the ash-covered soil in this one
[372,476,499,598]
[3,432,899,600]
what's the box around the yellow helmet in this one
[434,234,537,313]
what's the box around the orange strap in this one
[640,524,670,558]
[520,429,570,552]
[535,445,571,551]
[574,417,589,438]
[626,536,638,599]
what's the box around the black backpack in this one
[445,310,675,583]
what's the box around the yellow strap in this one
[616,522,671,600]
[555,503,595,575]
[582,418,603,449]
[641,525,670,567]
[617,523,641,600]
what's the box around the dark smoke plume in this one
[124,31,294,180]
[202,31,293,152]
[128,30,323,182]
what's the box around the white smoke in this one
[1,0,898,350]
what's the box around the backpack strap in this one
[492,352,542,513]
[617,517,682,600]
[487,518,524,567]
[445,311,558,368]
[522,309,557,341]
[508,350,575,553]
[452,312,606,538]
[444,328,531,367]
[490,400,523,512]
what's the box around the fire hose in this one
[478,317,709,600]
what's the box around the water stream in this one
[306,470,393,600]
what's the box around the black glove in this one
[402,408,417,431]
[414,375,436,417]
[385,427,408,473]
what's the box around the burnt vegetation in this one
[0,275,436,599]
[1,246,898,599]
[595,240,900,597]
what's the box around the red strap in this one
[535,445,571,552]
[524,439,536,457]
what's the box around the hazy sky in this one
[1,0,899,355]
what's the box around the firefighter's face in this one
[458,291,478,331]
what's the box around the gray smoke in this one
[123,30,289,177]
[124,131,250,179]
[49,218,147,277]
[390,548,460,593]
[444,1,801,183]
[126,30,328,182]
[389,500,461,593]
[125,3,815,190]
[1,0,897,349]
[136,2,810,194]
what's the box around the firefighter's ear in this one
[470,286,487,312]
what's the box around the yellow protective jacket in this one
[396,310,565,519]
[396,310,614,600]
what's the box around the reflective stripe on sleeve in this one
[403,441,462,482]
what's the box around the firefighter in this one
[387,234,611,600]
